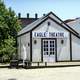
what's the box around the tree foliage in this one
[0,0,21,61]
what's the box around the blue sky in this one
[4,0,80,20]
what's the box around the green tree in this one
[0,0,21,62]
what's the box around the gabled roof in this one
[67,18,80,34]
[19,18,38,28]
[18,12,80,38]
[18,15,48,35]
[64,19,75,23]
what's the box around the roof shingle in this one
[19,18,38,28]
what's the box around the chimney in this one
[27,13,29,18]
[43,14,46,16]
[35,13,38,19]
[18,13,21,18]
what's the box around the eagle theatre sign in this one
[32,32,68,38]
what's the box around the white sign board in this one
[32,32,68,38]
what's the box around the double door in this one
[43,39,56,62]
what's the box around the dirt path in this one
[0,67,80,80]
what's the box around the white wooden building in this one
[17,12,80,63]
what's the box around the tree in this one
[0,0,21,62]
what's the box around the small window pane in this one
[44,48,48,51]
[50,41,54,43]
[50,44,54,47]
[52,52,54,55]
[50,52,53,55]
[44,52,48,55]
[50,52,55,55]
[50,48,53,51]
[44,44,48,47]
[44,41,48,44]
[53,48,54,51]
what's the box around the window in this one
[43,39,55,55]
[47,22,51,26]
[43,40,49,55]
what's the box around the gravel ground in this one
[0,66,80,80]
